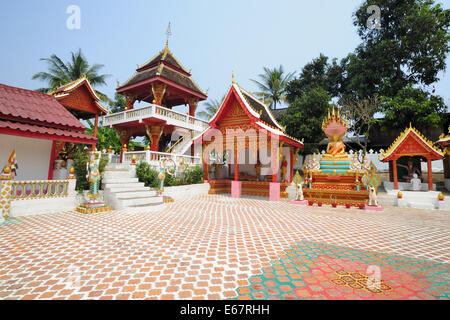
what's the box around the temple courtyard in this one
[0,194,448,300]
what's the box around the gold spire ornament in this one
[232,72,235,84]
[165,22,172,46]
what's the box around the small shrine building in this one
[193,79,303,200]
[0,83,97,180]
[380,125,444,190]
[104,41,208,159]
[51,77,108,146]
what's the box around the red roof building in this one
[193,80,303,199]
[380,125,444,190]
[0,83,97,180]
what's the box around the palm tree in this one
[196,95,225,120]
[250,65,295,109]
[32,49,110,101]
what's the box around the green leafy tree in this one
[352,0,450,97]
[32,49,111,101]
[196,95,225,120]
[381,86,446,131]
[251,65,295,109]
[286,54,342,103]
[109,93,127,114]
[85,119,122,153]
[278,88,330,154]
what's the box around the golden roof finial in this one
[262,93,265,103]
[337,108,340,119]
[165,22,172,47]
[232,72,235,84]
[116,80,120,88]
[409,122,412,129]
[332,105,335,118]
[328,109,330,120]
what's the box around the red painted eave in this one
[116,76,207,101]
[0,120,97,145]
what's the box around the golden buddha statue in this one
[326,133,346,156]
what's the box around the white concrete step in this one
[120,196,163,207]
[407,202,435,210]
[102,177,139,184]
[105,185,148,192]
[102,165,165,211]
[116,190,158,198]
[105,164,131,171]
[103,173,135,179]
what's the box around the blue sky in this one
[0,0,449,115]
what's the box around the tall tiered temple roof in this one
[117,43,207,106]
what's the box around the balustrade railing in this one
[103,104,209,131]
[123,150,201,166]
[11,180,69,200]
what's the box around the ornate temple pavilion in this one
[0,83,97,180]
[193,79,303,200]
[380,125,444,191]
[104,41,209,159]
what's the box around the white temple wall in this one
[0,134,52,180]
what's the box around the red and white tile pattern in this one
[0,195,449,300]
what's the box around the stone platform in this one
[392,190,450,210]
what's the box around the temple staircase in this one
[102,163,164,211]
[167,130,203,157]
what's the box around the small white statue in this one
[295,181,305,201]
[410,173,422,191]
[368,185,378,206]
[350,154,361,172]
[311,154,320,172]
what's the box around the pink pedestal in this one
[290,199,308,205]
[231,181,242,198]
[269,182,280,201]
[364,205,383,211]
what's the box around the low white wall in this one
[10,196,76,217]
[162,183,210,200]
[0,134,52,181]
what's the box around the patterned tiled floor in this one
[0,194,449,300]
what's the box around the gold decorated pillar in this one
[187,98,198,117]
[125,95,136,110]
[152,83,166,106]
[146,125,163,152]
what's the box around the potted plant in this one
[345,203,351,209]
[397,191,403,199]
[308,200,314,206]
[438,192,444,201]
[358,204,365,209]
[318,202,322,207]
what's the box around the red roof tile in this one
[0,120,97,144]
[0,83,86,131]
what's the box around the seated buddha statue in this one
[326,133,346,156]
